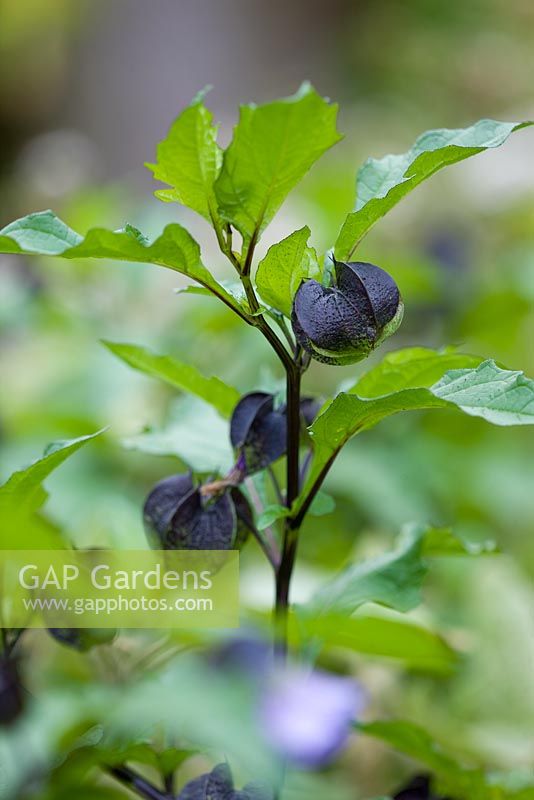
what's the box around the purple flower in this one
[259,666,366,768]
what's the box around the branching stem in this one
[267,465,284,505]
[245,477,281,569]
[240,274,294,371]
[275,360,302,654]
[213,221,313,657]
[108,766,171,800]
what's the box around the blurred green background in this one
[0,1,533,797]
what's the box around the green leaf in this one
[298,612,457,674]
[358,720,483,797]
[283,772,355,800]
[43,788,127,800]
[0,431,103,548]
[256,504,289,531]
[305,524,428,617]
[357,721,534,799]
[156,747,194,776]
[351,346,483,397]
[215,83,341,247]
[301,349,483,502]
[147,93,223,222]
[422,527,496,557]
[123,397,233,473]
[256,492,335,529]
[0,211,244,315]
[255,226,321,316]
[103,341,240,419]
[298,351,534,512]
[335,118,533,259]
[176,279,248,306]
[0,431,103,512]
[430,359,534,426]
[301,386,446,506]
[0,654,276,798]
[0,209,83,254]
[308,490,336,517]
[303,523,491,618]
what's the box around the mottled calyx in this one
[291,259,403,365]
[230,392,321,476]
[48,627,117,651]
[0,658,24,726]
[143,473,252,551]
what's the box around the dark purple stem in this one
[108,766,171,800]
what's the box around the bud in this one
[291,260,403,365]
[0,657,24,726]
[143,473,251,551]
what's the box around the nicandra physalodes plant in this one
[1,84,533,799]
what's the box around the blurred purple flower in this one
[259,666,366,768]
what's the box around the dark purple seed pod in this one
[178,763,233,799]
[0,657,24,726]
[230,393,320,476]
[230,487,255,549]
[178,762,273,800]
[167,488,236,550]
[143,473,195,545]
[208,634,273,677]
[299,396,321,427]
[230,392,287,475]
[393,775,450,799]
[47,628,117,651]
[291,260,403,365]
[143,473,250,551]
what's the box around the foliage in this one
[0,85,533,800]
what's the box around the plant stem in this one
[285,366,301,516]
[245,477,281,569]
[250,522,281,571]
[275,361,302,654]
[108,766,171,800]
[212,219,294,372]
[163,772,174,795]
[210,209,240,274]
[241,274,294,371]
[270,312,296,352]
[228,227,304,655]
[299,449,313,489]
[267,465,284,505]
[292,453,337,529]
[242,229,259,277]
